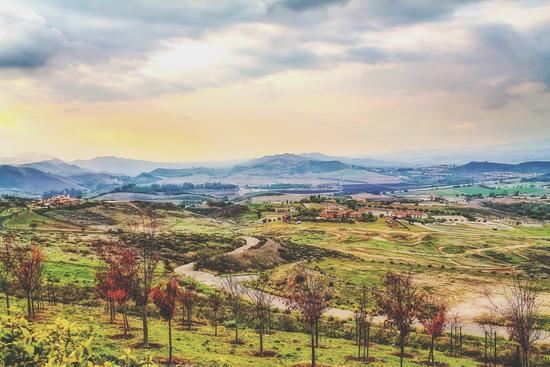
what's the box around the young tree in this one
[94,267,116,323]
[486,276,542,367]
[206,291,225,337]
[375,271,422,367]
[113,208,161,348]
[151,277,181,366]
[246,272,275,356]
[93,240,139,335]
[181,283,199,330]
[223,275,245,344]
[285,268,331,367]
[13,244,45,318]
[418,296,448,366]
[0,234,15,314]
[355,285,373,362]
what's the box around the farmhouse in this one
[38,195,79,207]
[390,210,428,219]
[318,206,362,220]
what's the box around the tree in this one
[375,272,422,367]
[419,296,448,365]
[223,275,245,344]
[0,234,16,315]
[116,209,161,348]
[93,240,139,336]
[355,285,373,362]
[285,268,331,367]
[180,283,199,330]
[94,267,116,323]
[13,244,45,318]
[151,277,181,366]
[206,291,225,336]
[486,276,542,367]
[246,272,275,356]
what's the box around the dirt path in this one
[174,236,354,319]
[174,236,549,342]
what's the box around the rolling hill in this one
[0,165,81,193]
[454,161,550,174]
[230,153,350,176]
[19,159,90,176]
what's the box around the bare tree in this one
[223,275,245,344]
[181,283,199,330]
[355,285,373,362]
[285,267,331,367]
[246,272,275,357]
[486,276,542,367]
[207,291,225,336]
[375,271,422,367]
[478,312,498,367]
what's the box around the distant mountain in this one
[72,156,245,176]
[231,153,350,176]
[149,167,222,178]
[454,161,550,174]
[0,152,56,165]
[0,165,81,194]
[372,138,550,165]
[19,159,90,176]
[299,152,404,168]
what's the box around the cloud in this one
[0,0,548,109]
[452,122,475,131]
[277,0,350,12]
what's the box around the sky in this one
[0,0,549,162]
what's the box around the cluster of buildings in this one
[317,206,362,220]
[37,195,79,207]
[317,206,429,221]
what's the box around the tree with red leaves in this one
[93,240,139,336]
[0,234,16,315]
[419,296,448,365]
[375,271,422,367]
[181,283,199,330]
[151,277,181,366]
[94,267,116,323]
[13,244,45,318]
[285,267,331,367]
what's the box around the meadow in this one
[0,198,549,366]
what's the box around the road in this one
[174,236,550,342]
[174,236,354,319]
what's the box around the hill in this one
[230,153,350,176]
[0,165,81,194]
[19,159,90,176]
[454,161,550,174]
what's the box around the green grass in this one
[413,184,547,198]
[1,300,482,367]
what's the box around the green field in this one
[0,199,548,366]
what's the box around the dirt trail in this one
[174,236,549,342]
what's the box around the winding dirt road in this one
[174,236,549,342]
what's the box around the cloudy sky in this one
[0,0,549,161]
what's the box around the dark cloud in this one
[277,0,349,12]
[348,47,387,64]
[0,0,548,108]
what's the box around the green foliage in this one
[0,313,158,367]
